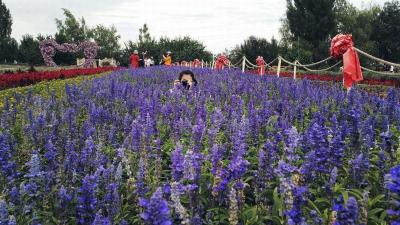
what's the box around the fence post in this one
[201,60,204,68]
[277,57,282,78]
[242,56,246,73]
[293,61,297,79]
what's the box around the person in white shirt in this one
[390,65,394,73]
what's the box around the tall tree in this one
[230,36,281,64]
[0,0,12,39]
[0,38,18,63]
[89,25,121,59]
[54,9,89,65]
[139,24,152,44]
[18,35,42,66]
[335,1,380,65]
[0,0,17,63]
[372,0,400,62]
[286,0,336,59]
[158,36,212,63]
[55,8,89,43]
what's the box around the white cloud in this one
[4,0,384,53]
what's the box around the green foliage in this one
[0,37,18,63]
[336,1,381,65]
[230,36,281,64]
[286,0,336,59]
[372,0,400,62]
[118,24,212,66]
[0,0,12,40]
[54,9,89,65]
[88,25,121,59]
[18,35,43,66]
[0,0,17,63]
[55,8,89,43]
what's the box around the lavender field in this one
[1,66,400,224]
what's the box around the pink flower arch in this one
[39,39,99,68]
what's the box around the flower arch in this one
[39,39,99,68]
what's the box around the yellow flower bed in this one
[0,72,110,109]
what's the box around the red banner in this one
[330,34,363,89]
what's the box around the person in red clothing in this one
[130,50,140,68]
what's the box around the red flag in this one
[343,48,363,89]
[330,34,363,89]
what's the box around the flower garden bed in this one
[0,67,400,224]
[0,67,118,90]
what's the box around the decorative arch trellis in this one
[39,39,99,68]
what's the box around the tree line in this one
[230,0,400,67]
[0,5,213,66]
[0,0,399,67]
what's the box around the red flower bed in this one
[0,67,117,89]
[248,70,400,87]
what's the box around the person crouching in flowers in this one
[173,70,198,90]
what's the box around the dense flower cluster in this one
[39,39,99,68]
[0,67,117,89]
[0,66,399,224]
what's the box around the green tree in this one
[372,0,400,62]
[54,9,89,65]
[18,35,42,66]
[0,37,18,63]
[0,0,17,63]
[230,36,281,65]
[89,25,121,59]
[286,0,336,60]
[139,23,152,44]
[119,24,212,66]
[55,8,89,43]
[335,1,380,65]
[0,0,12,39]
[158,36,212,63]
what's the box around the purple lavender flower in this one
[350,153,369,187]
[191,118,206,153]
[0,200,9,224]
[334,196,359,225]
[183,149,203,183]
[210,144,225,175]
[92,211,112,225]
[77,175,98,224]
[227,154,249,181]
[136,157,148,197]
[104,183,120,219]
[310,210,323,224]
[0,134,18,181]
[58,185,72,208]
[386,165,400,223]
[283,127,301,163]
[139,187,172,225]
[287,186,307,225]
[7,216,16,225]
[327,167,338,193]
[171,143,185,181]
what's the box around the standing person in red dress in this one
[130,50,140,68]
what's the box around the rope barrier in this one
[299,61,342,72]
[354,47,400,68]
[361,66,400,76]
[296,57,332,67]
[266,57,278,67]
[279,56,299,66]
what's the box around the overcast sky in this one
[4,0,383,53]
